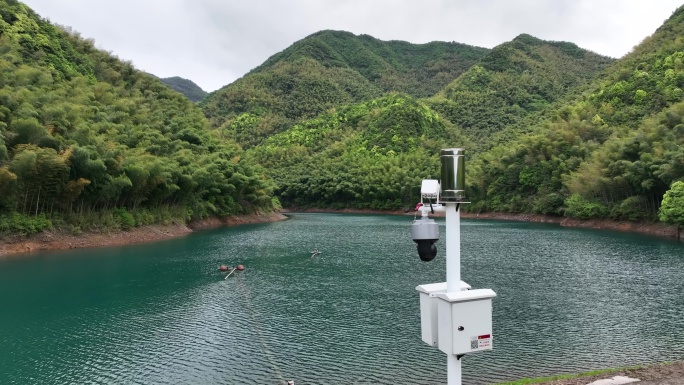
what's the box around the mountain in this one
[0,0,277,234]
[427,34,614,146]
[200,30,489,149]
[230,34,615,211]
[471,6,684,222]
[252,30,490,98]
[159,76,208,102]
[223,11,684,224]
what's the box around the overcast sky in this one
[20,0,684,92]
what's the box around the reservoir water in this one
[1,213,683,384]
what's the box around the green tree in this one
[0,0,279,231]
[659,181,684,226]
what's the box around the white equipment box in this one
[415,281,471,347]
[435,289,496,355]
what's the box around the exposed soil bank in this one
[285,208,681,240]
[461,212,680,239]
[187,212,288,230]
[0,212,288,258]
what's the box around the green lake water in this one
[1,213,683,384]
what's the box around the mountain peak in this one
[511,33,544,45]
[159,76,207,102]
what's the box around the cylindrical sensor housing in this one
[440,148,466,202]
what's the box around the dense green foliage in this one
[253,30,489,98]
[0,205,187,235]
[245,94,467,209]
[4,0,684,232]
[0,0,277,228]
[202,57,382,148]
[201,30,488,149]
[427,34,614,145]
[0,211,52,234]
[469,6,684,221]
[659,181,684,226]
[233,32,622,214]
[230,9,684,225]
[159,76,208,102]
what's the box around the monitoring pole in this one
[443,150,464,385]
[445,202,462,385]
[414,148,496,385]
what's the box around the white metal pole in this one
[445,203,461,292]
[445,202,461,385]
[448,353,462,385]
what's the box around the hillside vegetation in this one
[0,0,277,234]
[236,31,623,215]
[201,30,489,149]
[3,0,684,236]
[427,34,614,147]
[245,93,468,209]
[252,30,490,99]
[470,6,684,224]
[230,8,684,228]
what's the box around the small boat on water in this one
[310,249,321,257]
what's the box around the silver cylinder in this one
[440,148,466,202]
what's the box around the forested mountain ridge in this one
[427,34,615,147]
[0,0,277,234]
[233,8,684,227]
[251,30,490,98]
[158,76,208,102]
[236,34,617,212]
[200,30,489,149]
[470,5,684,224]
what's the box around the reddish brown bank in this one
[0,212,288,258]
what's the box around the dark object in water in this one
[219,265,228,271]
[236,264,245,271]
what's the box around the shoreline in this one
[285,208,681,240]
[0,212,288,259]
[0,209,679,258]
[461,212,681,239]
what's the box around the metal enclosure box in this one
[420,179,440,198]
[435,289,496,355]
[415,281,471,347]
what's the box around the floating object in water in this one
[219,265,228,271]
[224,267,238,280]
[310,249,321,257]
[236,264,245,271]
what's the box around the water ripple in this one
[0,215,683,384]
